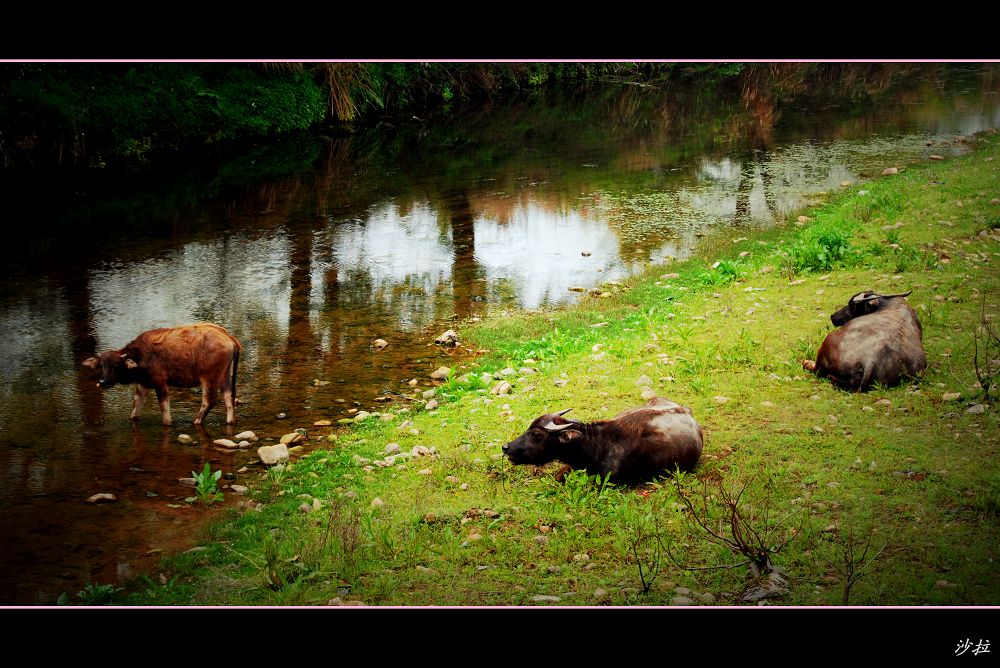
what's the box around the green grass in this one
[127,132,1000,607]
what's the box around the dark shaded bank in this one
[3,62,992,169]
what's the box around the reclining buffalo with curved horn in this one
[501,397,704,485]
[802,290,927,391]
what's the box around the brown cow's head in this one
[82,351,138,389]
[830,290,912,326]
[502,409,580,465]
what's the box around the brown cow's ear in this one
[558,429,583,444]
[82,357,99,369]
[125,358,138,369]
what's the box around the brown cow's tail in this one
[231,344,240,405]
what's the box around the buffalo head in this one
[830,290,912,326]
[82,351,138,389]
[502,408,578,465]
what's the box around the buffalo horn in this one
[879,290,912,299]
[542,421,574,432]
[554,408,573,416]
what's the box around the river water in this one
[1,63,998,604]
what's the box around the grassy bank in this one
[123,132,999,607]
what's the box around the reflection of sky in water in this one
[474,202,630,309]
[321,201,454,332]
[88,233,292,350]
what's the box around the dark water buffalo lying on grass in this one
[802,290,926,391]
[502,397,704,485]
[83,323,242,425]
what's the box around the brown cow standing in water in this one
[82,323,242,425]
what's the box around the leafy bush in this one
[788,223,856,272]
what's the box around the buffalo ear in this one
[82,357,99,369]
[557,429,583,444]
[125,358,138,370]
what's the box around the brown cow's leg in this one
[131,386,148,421]
[155,388,172,426]
[194,383,217,425]
[222,386,235,424]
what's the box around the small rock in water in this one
[87,493,116,503]
[234,430,257,441]
[178,477,198,487]
[177,434,194,445]
[353,411,371,423]
[230,485,248,494]
[373,338,389,350]
[258,444,290,465]
[430,366,451,381]
[313,420,332,427]
[280,432,305,445]
[213,438,238,449]
[434,329,459,346]
[276,412,287,420]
